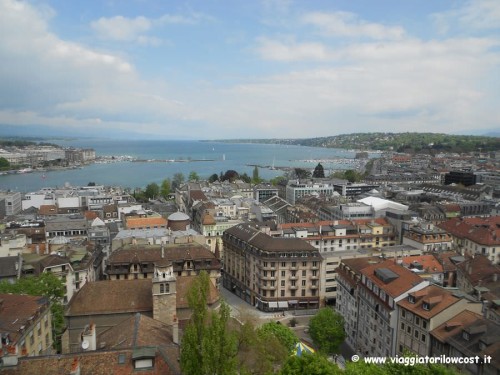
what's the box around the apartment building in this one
[438,216,500,264]
[336,258,429,357]
[430,310,500,374]
[223,223,322,311]
[402,222,453,252]
[278,218,397,304]
[397,285,482,356]
[0,294,53,362]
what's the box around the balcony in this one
[261,285,276,290]
[289,275,298,281]
[259,275,276,281]
[310,285,318,289]
[310,275,319,280]
[289,285,298,290]
[289,265,298,271]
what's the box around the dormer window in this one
[422,302,430,311]
[462,331,470,341]
[408,295,415,304]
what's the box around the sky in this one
[0,0,499,140]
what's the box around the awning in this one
[278,301,288,308]
[268,302,278,308]
[288,300,298,304]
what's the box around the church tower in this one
[152,248,177,326]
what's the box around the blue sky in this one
[0,0,499,139]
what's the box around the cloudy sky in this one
[1,0,499,139]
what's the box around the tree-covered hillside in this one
[212,133,500,153]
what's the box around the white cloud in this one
[91,12,212,44]
[302,11,405,40]
[256,37,332,61]
[431,0,500,33]
[91,15,152,42]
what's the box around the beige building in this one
[0,294,53,364]
[402,221,453,252]
[278,218,397,304]
[397,285,482,356]
[223,223,322,311]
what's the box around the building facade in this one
[223,223,322,311]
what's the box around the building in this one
[0,192,22,219]
[223,223,323,311]
[336,258,429,357]
[253,184,279,203]
[430,310,500,375]
[0,294,53,363]
[402,221,453,252]
[105,243,221,289]
[278,218,397,304]
[444,171,477,186]
[285,180,336,205]
[438,217,500,264]
[332,182,380,198]
[396,285,482,356]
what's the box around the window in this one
[422,320,427,329]
[281,271,285,277]
[401,323,405,330]
[408,295,415,303]
[421,334,426,342]
[302,262,307,266]
[281,262,286,267]
[160,284,164,293]
[415,317,420,325]
[302,270,306,277]
[301,280,306,287]
[301,289,306,296]
[281,290,285,297]
[414,329,419,338]
[422,302,430,311]
[281,280,285,287]
[462,331,469,341]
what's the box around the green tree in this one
[270,175,287,186]
[280,352,341,375]
[180,271,237,375]
[222,170,239,182]
[172,172,185,191]
[160,178,171,199]
[0,272,66,351]
[235,318,289,374]
[344,169,362,183]
[144,182,160,199]
[240,173,251,183]
[312,163,325,178]
[208,173,219,183]
[293,168,311,179]
[344,356,461,374]
[189,171,200,181]
[252,166,261,183]
[309,308,346,355]
[0,157,10,170]
[257,321,299,354]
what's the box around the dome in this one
[168,212,190,221]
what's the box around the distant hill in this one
[211,132,500,153]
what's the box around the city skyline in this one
[0,0,499,139]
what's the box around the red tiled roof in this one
[456,255,500,286]
[430,310,482,343]
[66,279,153,316]
[0,294,50,344]
[361,260,424,298]
[438,217,500,246]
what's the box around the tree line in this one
[180,271,460,375]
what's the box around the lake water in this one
[0,139,365,192]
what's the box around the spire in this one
[214,240,220,259]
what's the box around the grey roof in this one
[225,223,318,253]
[0,256,19,278]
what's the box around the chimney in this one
[70,357,80,375]
[173,315,179,345]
